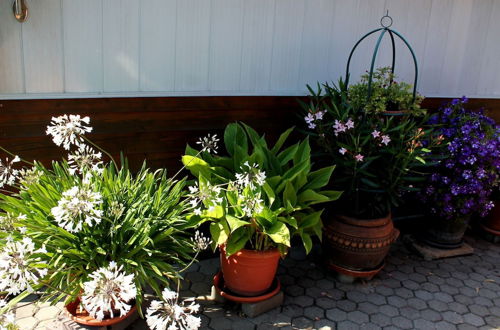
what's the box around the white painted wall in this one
[0,0,499,99]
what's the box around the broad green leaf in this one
[283,181,297,207]
[299,210,323,229]
[226,215,250,233]
[210,221,229,247]
[300,233,313,254]
[225,227,251,256]
[271,127,294,154]
[304,166,335,190]
[224,123,248,156]
[265,222,290,247]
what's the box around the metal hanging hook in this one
[13,0,28,23]
[380,10,393,28]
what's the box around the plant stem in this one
[0,146,34,166]
[82,136,118,169]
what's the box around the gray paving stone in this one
[448,302,469,314]
[413,318,437,329]
[420,308,442,322]
[285,284,304,297]
[434,320,458,330]
[414,289,433,301]
[294,295,314,308]
[370,313,391,327]
[358,302,378,315]
[336,300,356,313]
[391,316,413,329]
[387,296,406,307]
[434,292,454,303]
[304,306,323,321]
[398,306,420,320]
[326,308,347,322]
[442,311,464,325]
[463,312,486,327]
[337,320,362,330]
[407,297,427,310]
[316,279,334,290]
[316,297,336,310]
[379,305,399,317]
[314,319,334,329]
[365,293,386,306]
[347,311,369,324]
[291,316,313,329]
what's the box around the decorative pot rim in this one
[220,244,281,259]
[65,297,137,326]
[213,271,281,303]
[335,213,392,227]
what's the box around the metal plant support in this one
[345,11,419,104]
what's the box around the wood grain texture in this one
[0,96,496,173]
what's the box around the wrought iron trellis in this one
[345,11,419,104]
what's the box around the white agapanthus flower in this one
[51,186,103,233]
[187,182,222,212]
[191,231,211,251]
[196,134,219,154]
[0,213,26,231]
[46,114,92,150]
[18,166,43,188]
[67,144,103,175]
[235,162,266,190]
[240,194,264,217]
[0,237,47,296]
[0,299,16,330]
[81,262,136,321]
[146,288,201,330]
[0,156,20,188]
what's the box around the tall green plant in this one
[182,123,341,256]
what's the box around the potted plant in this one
[420,98,500,248]
[182,123,341,297]
[348,67,424,116]
[0,115,206,329]
[300,77,441,278]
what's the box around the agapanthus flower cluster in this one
[146,288,201,330]
[0,213,26,231]
[46,114,92,150]
[304,109,326,129]
[51,186,103,233]
[0,156,20,188]
[235,162,266,190]
[81,262,137,321]
[187,182,223,216]
[0,237,47,296]
[68,144,103,175]
[196,134,219,154]
[0,299,16,330]
[17,166,43,188]
[191,230,211,251]
[422,97,500,219]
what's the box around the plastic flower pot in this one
[219,245,280,297]
[65,297,137,327]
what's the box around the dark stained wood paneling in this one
[0,96,497,172]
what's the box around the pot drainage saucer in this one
[213,271,281,303]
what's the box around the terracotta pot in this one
[323,213,399,271]
[213,271,281,303]
[419,216,469,249]
[481,203,500,236]
[220,245,280,297]
[65,297,137,327]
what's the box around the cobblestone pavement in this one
[13,235,500,329]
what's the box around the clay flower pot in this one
[481,203,500,237]
[323,213,399,276]
[220,245,280,297]
[65,297,137,327]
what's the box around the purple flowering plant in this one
[422,97,500,220]
[300,78,441,218]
